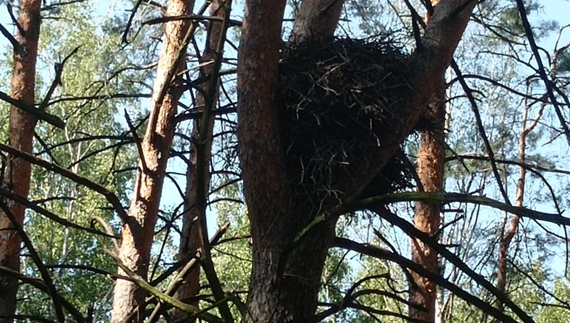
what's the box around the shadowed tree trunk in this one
[110,0,195,321]
[410,2,447,322]
[171,1,225,320]
[237,0,476,322]
[0,1,42,321]
[237,1,302,320]
[290,0,344,42]
[239,1,344,322]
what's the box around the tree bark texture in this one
[409,2,446,321]
[290,0,344,42]
[110,1,195,322]
[237,0,475,322]
[239,0,346,321]
[410,76,446,323]
[0,1,41,321]
[237,0,293,321]
[172,1,225,320]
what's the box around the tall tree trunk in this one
[110,0,195,322]
[410,76,446,322]
[410,3,446,322]
[237,1,296,320]
[238,0,476,321]
[239,0,343,322]
[171,1,225,320]
[0,1,42,321]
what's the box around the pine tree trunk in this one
[0,1,41,321]
[110,0,195,322]
[239,1,344,321]
[237,0,476,321]
[410,76,446,323]
[493,96,537,321]
[290,0,344,42]
[237,1,299,321]
[172,1,225,319]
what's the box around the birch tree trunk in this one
[0,1,42,321]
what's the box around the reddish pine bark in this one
[238,1,345,321]
[237,0,292,321]
[410,77,446,323]
[110,1,194,322]
[409,3,446,321]
[0,1,42,321]
[493,100,539,321]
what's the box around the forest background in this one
[1,0,570,323]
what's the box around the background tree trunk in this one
[110,0,195,321]
[493,92,540,322]
[172,1,225,320]
[0,1,42,321]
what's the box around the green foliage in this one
[210,181,251,320]
[538,278,570,323]
[2,0,570,322]
[556,51,570,74]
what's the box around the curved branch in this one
[350,192,568,226]
[333,237,524,323]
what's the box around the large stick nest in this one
[276,38,417,204]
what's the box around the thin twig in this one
[451,60,511,205]
[515,0,570,146]
[38,46,81,111]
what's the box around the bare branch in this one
[0,91,65,129]
[0,23,18,49]
[351,192,569,226]
[38,46,81,111]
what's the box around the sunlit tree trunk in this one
[171,1,225,320]
[409,2,447,321]
[110,0,195,322]
[410,76,446,322]
[0,1,41,321]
